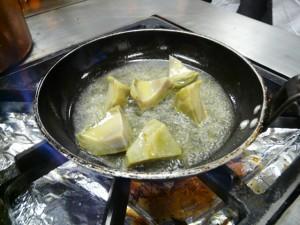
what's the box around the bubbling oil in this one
[72,60,235,172]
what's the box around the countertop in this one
[24,0,300,78]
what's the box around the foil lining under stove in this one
[1,110,299,225]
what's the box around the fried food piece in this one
[169,56,198,88]
[104,76,130,111]
[175,80,206,124]
[76,106,132,156]
[130,78,171,111]
[126,119,182,167]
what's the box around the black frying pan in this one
[34,29,300,224]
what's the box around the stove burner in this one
[0,15,299,225]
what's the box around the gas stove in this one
[0,16,300,225]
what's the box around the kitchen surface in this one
[1,0,299,78]
[1,1,300,225]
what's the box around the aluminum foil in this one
[8,161,154,225]
[0,112,43,170]
[246,141,300,194]
[0,112,44,186]
[2,111,300,222]
[205,208,237,225]
[9,161,113,225]
[228,128,300,194]
[183,207,238,225]
[8,161,235,225]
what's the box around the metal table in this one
[22,0,300,78]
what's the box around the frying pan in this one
[34,29,300,224]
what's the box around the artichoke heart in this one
[126,119,182,167]
[76,106,132,156]
[169,56,199,88]
[175,80,207,124]
[130,77,171,110]
[105,76,130,111]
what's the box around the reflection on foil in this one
[247,141,300,194]
[0,152,14,170]
[8,161,151,225]
[9,161,113,225]
[0,153,18,186]
[205,208,237,225]
[0,112,43,156]
[228,128,300,194]
[0,112,43,184]
[2,111,300,222]
[9,163,238,225]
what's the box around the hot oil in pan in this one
[72,60,235,171]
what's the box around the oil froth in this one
[72,60,235,172]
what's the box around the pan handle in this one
[102,177,131,225]
[263,74,300,128]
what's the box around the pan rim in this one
[34,28,268,180]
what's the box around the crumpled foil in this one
[2,111,300,222]
[205,207,238,225]
[246,139,300,194]
[0,112,43,154]
[8,161,152,225]
[9,161,113,225]
[8,162,235,225]
[227,128,300,194]
[0,112,44,186]
[0,112,43,170]
[180,207,238,225]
